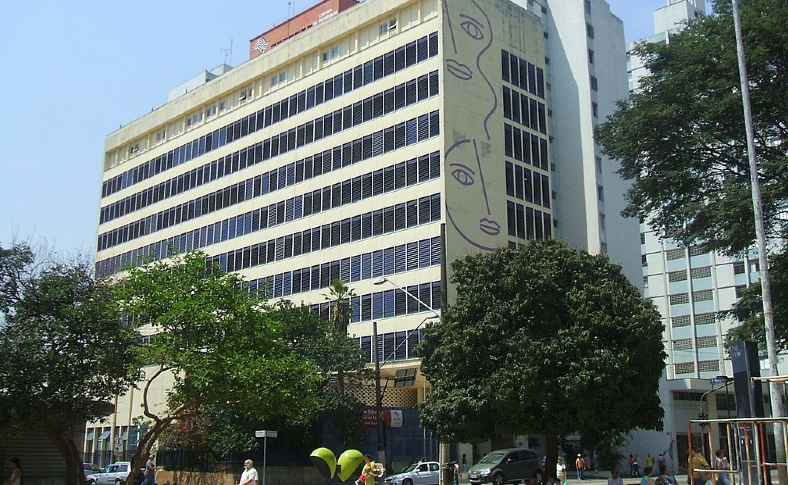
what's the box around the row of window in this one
[675,360,720,375]
[673,336,718,351]
[504,124,549,171]
[100,71,440,224]
[502,86,547,135]
[667,266,713,282]
[669,289,714,305]
[97,110,441,252]
[96,192,442,278]
[506,201,552,242]
[359,327,424,364]
[505,161,550,209]
[671,312,717,328]
[303,281,441,325]
[501,50,545,99]
[232,236,441,300]
[102,31,440,199]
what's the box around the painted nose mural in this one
[443,0,502,252]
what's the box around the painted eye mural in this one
[442,0,503,252]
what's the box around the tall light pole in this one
[373,321,386,468]
[730,0,785,473]
[373,277,442,473]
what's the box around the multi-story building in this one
[88,0,637,468]
[625,0,787,469]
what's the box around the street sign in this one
[255,430,278,438]
[113,437,124,456]
[710,376,731,384]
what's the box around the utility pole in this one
[731,1,785,481]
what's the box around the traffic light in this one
[698,411,708,427]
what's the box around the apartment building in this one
[88,0,636,467]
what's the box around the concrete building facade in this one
[89,0,637,468]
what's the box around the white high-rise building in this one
[625,0,786,469]
[87,0,640,469]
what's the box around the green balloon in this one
[337,449,364,481]
[310,447,337,481]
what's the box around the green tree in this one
[595,0,788,255]
[417,240,665,478]
[274,300,368,448]
[0,242,142,485]
[116,250,321,478]
[324,279,357,395]
[726,251,788,352]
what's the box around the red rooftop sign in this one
[249,0,358,59]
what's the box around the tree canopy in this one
[0,242,142,485]
[417,240,665,449]
[595,0,788,255]
[115,250,322,475]
[726,251,788,352]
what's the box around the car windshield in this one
[403,464,420,472]
[478,452,506,464]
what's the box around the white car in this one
[86,462,132,485]
[386,461,441,485]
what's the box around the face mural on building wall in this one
[443,0,501,252]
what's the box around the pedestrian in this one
[628,455,635,477]
[657,455,666,475]
[576,454,585,480]
[633,455,641,478]
[360,454,382,485]
[239,459,259,485]
[647,454,655,469]
[689,446,710,485]
[714,449,730,485]
[141,454,157,485]
[3,458,22,485]
[454,462,460,485]
[556,457,567,484]
[659,467,678,485]
[641,467,657,485]
[462,454,468,477]
[608,469,624,485]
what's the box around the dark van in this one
[468,448,543,485]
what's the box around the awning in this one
[86,430,95,441]
[98,430,111,441]
[121,430,128,440]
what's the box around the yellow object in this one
[310,447,337,481]
[338,449,365,481]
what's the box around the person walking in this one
[576,454,585,480]
[462,454,468,478]
[556,457,567,484]
[239,459,259,485]
[689,446,710,485]
[646,454,655,469]
[3,458,22,485]
[657,455,666,475]
[361,454,382,485]
[714,449,730,485]
[632,455,641,478]
[141,454,157,485]
[628,455,635,477]
[640,467,657,485]
[608,469,624,485]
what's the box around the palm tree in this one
[324,279,356,393]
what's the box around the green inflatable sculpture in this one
[310,448,365,482]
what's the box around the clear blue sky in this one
[0,0,710,258]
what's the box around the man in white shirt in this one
[608,469,625,485]
[240,459,259,485]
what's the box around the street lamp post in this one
[373,321,386,467]
[372,277,442,473]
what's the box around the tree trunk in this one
[545,434,559,485]
[40,410,84,485]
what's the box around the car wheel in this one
[116,479,122,485]
[534,470,543,483]
[404,479,413,485]
[89,481,96,485]
[493,473,506,485]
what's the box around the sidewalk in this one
[457,474,689,485]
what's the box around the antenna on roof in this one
[220,38,233,66]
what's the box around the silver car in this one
[386,461,441,485]
[86,462,132,485]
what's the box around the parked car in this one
[86,461,132,485]
[83,463,101,483]
[468,448,543,485]
[386,461,441,485]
